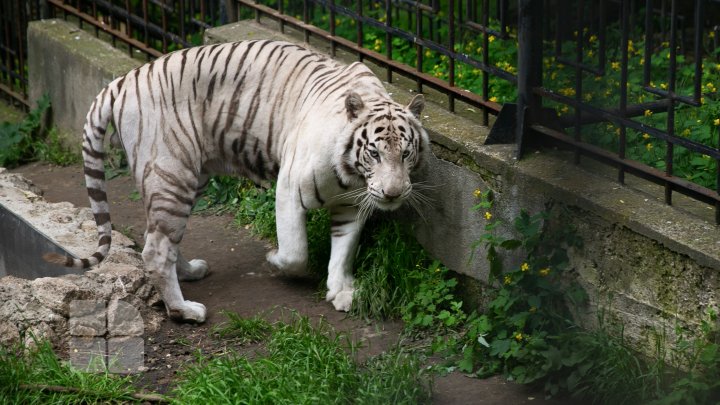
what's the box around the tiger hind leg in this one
[141,173,206,323]
[177,252,208,281]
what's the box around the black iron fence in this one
[1,0,719,223]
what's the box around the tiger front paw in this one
[167,300,206,323]
[266,249,308,277]
[326,288,355,312]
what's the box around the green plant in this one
[650,311,720,405]
[0,94,50,167]
[461,190,597,395]
[402,261,466,333]
[34,127,81,166]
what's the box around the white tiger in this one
[45,39,429,323]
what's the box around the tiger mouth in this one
[372,195,405,211]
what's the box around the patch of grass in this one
[351,221,434,321]
[175,312,432,404]
[210,311,273,345]
[0,340,155,403]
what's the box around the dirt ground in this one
[12,162,579,404]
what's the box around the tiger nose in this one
[382,189,401,200]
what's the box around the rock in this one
[107,298,144,337]
[0,322,21,346]
[30,277,81,316]
[68,299,106,336]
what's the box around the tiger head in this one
[338,91,429,214]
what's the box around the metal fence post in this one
[516,0,543,159]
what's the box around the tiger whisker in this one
[406,194,429,223]
[332,187,367,203]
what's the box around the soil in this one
[11,162,579,405]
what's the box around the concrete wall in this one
[28,19,142,149]
[25,18,720,355]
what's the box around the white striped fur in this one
[45,40,429,322]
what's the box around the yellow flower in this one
[714,118,720,126]
[514,332,523,341]
[489,96,498,102]
[589,34,597,43]
[484,212,493,220]
[701,97,705,105]
[559,87,576,97]
[640,58,645,65]
[503,275,512,285]
[539,268,550,277]
[660,83,668,90]
[642,133,650,140]
[488,35,496,43]
[473,189,482,198]
[584,93,593,101]
[646,143,653,151]
[681,128,691,137]
[611,61,620,71]
[644,109,653,117]
[425,50,432,58]
[521,262,530,272]
[587,49,594,57]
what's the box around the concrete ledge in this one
[28,19,142,147]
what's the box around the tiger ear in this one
[345,91,365,120]
[406,94,425,118]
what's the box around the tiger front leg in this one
[266,182,309,277]
[325,206,364,312]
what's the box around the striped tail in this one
[44,81,118,269]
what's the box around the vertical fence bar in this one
[664,0,677,205]
[516,0,543,158]
[125,0,133,56]
[385,0,392,83]
[329,0,336,56]
[415,1,423,92]
[573,0,584,165]
[643,0,653,86]
[692,0,702,103]
[448,0,455,112]
[619,0,630,185]
[482,0,489,125]
[356,0,363,61]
